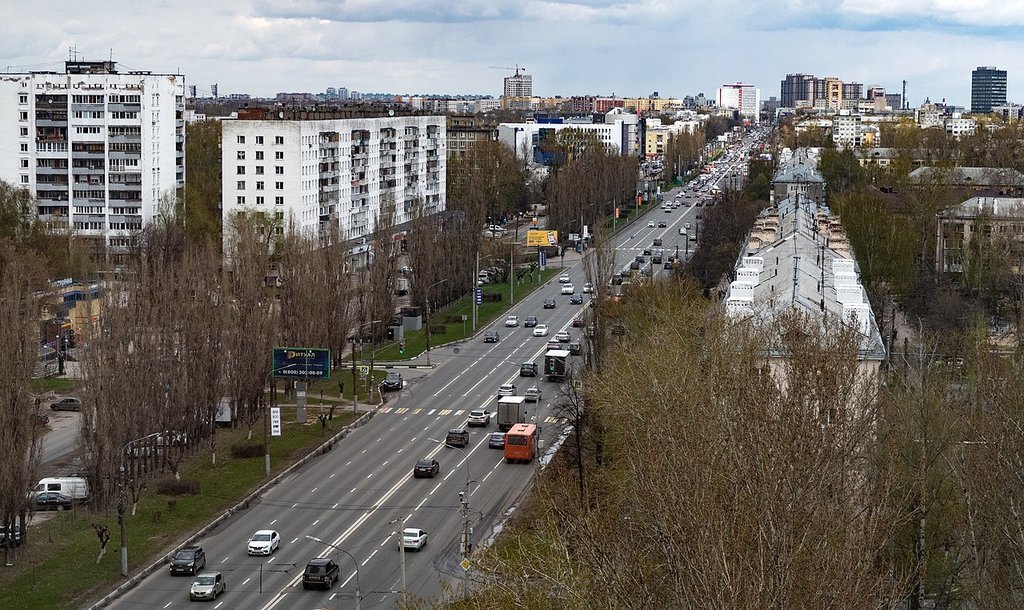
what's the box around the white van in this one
[32,477,89,501]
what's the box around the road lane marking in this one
[416,496,428,510]
[291,503,298,508]
[270,519,277,525]
[163,603,172,608]
[215,602,223,609]
[454,410,464,416]
[430,481,443,494]
[350,488,356,493]
[412,408,422,414]
[290,537,299,544]
[345,461,352,466]
[395,407,408,414]
[311,488,317,493]
[427,409,435,415]
[361,548,379,566]
[329,473,335,478]
[332,503,339,509]
[242,578,251,585]
[366,472,373,479]
[382,460,389,467]
[312,519,319,527]
[380,407,392,413]
[439,409,452,415]
[267,555,276,563]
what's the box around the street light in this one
[117,431,168,576]
[473,252,498,332]
[387,516,409,605]
[424,278,448,366]
[428,438,474,599]
[304,535,361,610]
[263,363,299,477]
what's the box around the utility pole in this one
[460,486,470,599]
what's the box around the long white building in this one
[498,109,639,164]
[221,114,446,249]
[0,60,185,251]
[717,83,761,122]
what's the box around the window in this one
[274,136,284,145]
[255,151,264,160]
[275,212,284,221]
[275,151,284,160]
[275,166,284,175]
[236,180,245,189]
[20,159,28,168]
[237,150,245,160]
[236,166,245,175]
[21,175,28,184]
[275,181,284,190]
[20,127,28,137]
[256,196,265,205]
[255,166,264,175]
[19,111,27,121]
[275,196,284,205]
[19,143,27,153]
[256,136,264,144]
[256,181,264,190]
[237,196,246,205]
[18,94,27,104]
[237,135,245,144]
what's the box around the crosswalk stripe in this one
[439,409,452,415]
[380,407,393,413]
[395,407,408,414]
[453,410,464,416]
[427,409,435,415]
[412,408,422,414]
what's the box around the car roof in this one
[252,529,276,536]
[416,458,435,464]
[307,557,333,566]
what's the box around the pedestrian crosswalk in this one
[377,405,564,425]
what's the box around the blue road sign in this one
[539,251,547,269]
[475,288,483,305]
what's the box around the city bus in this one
[504,423,539,463]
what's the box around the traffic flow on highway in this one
[106,131,766,610]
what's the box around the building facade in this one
[498,110,639,165]
[936,197,1024,274]
[0,60,185,251]
[447,115,498,158]
[717,83,760,121]
[221,114,445,250]
[971,66,1007,114]
[503,73,532,98]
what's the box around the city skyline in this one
[2,0,1022,106]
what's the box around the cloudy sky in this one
[3,0,1022,107]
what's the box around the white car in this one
[525,387,542,402]
[467,409,490,426]
[497,383,516,397]
[557,273,571,283]
[555,330,571,343]
[504,315,519,327]
[533,324,549,337]
[647,221,655,228]
[582,282,593,293]
[402,527,428,551]
[560,283,575,295]
[247,529,280,556]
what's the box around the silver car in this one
[189,571,225,601]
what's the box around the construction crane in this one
[489,64,526,77]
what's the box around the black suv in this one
[303,558,340,590]
[523,316,538,328]
[414,458,440,478]
[381,372,403,391]
[483,330,500,343]
[169,545,207,575]
[445,428,469,448]
[542,298,556,309]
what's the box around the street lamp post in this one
[304,535,361,610]
[428,438,474,599]
[367,319,381,396]
[387,516,409,604]
[424,278,448,366]
[117,431,168,576]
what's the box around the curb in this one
[89,398,384,609]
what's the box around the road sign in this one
[539,251,547,269]
[357,365,369,379]
[572,379,583,390]
[460,558,471,571]
[270,407,282,436]
[272,347,331,380]
[475,288,483,305]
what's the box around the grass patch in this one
[0,411,359,609]
[29,377,80,394]
[374,267,562,361]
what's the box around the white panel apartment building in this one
[221,115,445,248]
[717,83,761,122]
[0,61,185,250]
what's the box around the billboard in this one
[272,347,331,380]
[526,230,559,247]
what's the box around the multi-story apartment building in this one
[717,83,760,121]
[971,66,1007,114]
[503,73,532,98]
[498,109,639,165]
[221,112,445,258]
[780,73,816,108]
[447,115,498,158]
[936,196,1024,274]
[0,60,185,253]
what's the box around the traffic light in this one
[399,341,406,355]
[547,359,555,373]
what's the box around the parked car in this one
[170,546,207,576]
[381,372,403,391]
[504,315,519,327]
[483,330,500,343]
[189,571,226,601]
[414,459,440,478]
[532,324,549,337]
[488,431,506,449]
[33,491,74,511]
[246,530,280,556]
[582,282,593,293]
[569,293,583,305]
[402,527,428,551]
[49,397,81,412]
[568,342,582,356]
[497,383,516,397]
[572,317,586,328]
[542,298,556,309]
[302,558,340,590]
[523,315,538,328]
[525,387,542,402]
[467,410,490,426]
[520,362,538,377]
[445,428,469,448]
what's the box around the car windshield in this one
[306,564,324,574]
[194,575,215,585]
[252,533,271,541]
[416,460,432,467]
[175,550,196,560]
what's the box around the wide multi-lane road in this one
[105,140,759,609]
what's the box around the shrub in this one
[231,443,264,459]
[155,478,200,496]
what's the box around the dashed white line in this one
[382,460,389,467]
[163,603,172,608]
[290,537,299,544]
[332,503,339,509]
[427,409,436,415]
[242,578,251,586]
[290,503,298,508]
[310,487,318,493]
[361,548,379,566]
[415,496,428,510]
[350,487,357,493]
[430,481,443,494]
[312,519,319,527]
[215,602,223,609]
[345,461,352,466]
[366,472,373,479]
[221,556,228,563]
[270,519,277,525]
[267,555,276,563]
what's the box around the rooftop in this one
[909,166,1024,187]
[774,148,825,184]
[938,196,1024,220]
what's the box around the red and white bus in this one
[504,423,539,463]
